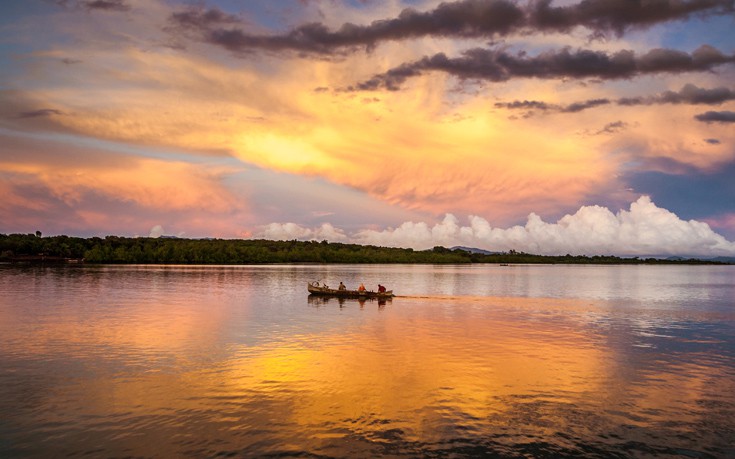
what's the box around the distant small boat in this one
[307,282,394,298]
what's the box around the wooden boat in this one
[308,282,394,298]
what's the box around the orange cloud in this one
[2,155,242,213]
[5,1,733,228]
[3,126,244,210]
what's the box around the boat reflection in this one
[308,294,391,309]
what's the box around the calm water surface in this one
[0,264,733,458]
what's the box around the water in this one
[0,264,733,458]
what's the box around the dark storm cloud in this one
[694,110,735,123]
[168,0,734,55]
[17,109,64,119]
[355,45,734,90]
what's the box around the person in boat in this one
[377,284,386,293]
[358,283,366,292]
[338,282,346,291]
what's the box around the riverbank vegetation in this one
[0,233,727,265]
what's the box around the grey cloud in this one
[619,83,735,105]
[170,6,241,29]
[561,98,610,112]
[704,138,721,144]
[494,98,609,113]
[499,84,735,116]
[659,84,735,104]
[168,0,734,55]
[170,0,525,54]
[356,45,734,90]
[530,0,734,36]
[495,100,556,111]
[46,0,130,12]
[695,110,735,123]
[81,0,130,11]
[17,109,64,119]
[596,120,628,134]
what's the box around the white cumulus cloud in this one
[260,222,348,242]
[256,197,735,257]
[149,225,164,238]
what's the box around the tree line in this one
[0,233,725,265]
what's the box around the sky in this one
[1,0,734,257]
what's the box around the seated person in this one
[358,283,366,292]
[378,284,386,293]
[338,282,346,291]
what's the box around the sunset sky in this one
[1,0,734,256]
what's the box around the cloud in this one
[149,225,164,238]
[81,0,130,11]
[562,98,611,113]
[496,98,611,114]
[595,120,628,135]
[0,132,253,237]
[168,1,524,55]
[257,197,735,257]
[355,45,735,90]
[0,31,612,226]
[618,83,735,106]
[168,0,734,55]
[17,109,63,119]
[494,99,555,111]
[694,110,735,123]
[703,213,735,238]
[169,6,241,29]
[50,0,130,11]
[530,0,735,36]
[622,160,735,232]
[260,222,348,242]
[8,1,733,240]
[496,84,735,116]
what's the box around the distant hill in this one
[709,256,735,263]
[668,255,735,263]
[451,246,501,255]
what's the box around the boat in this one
[307,281,394,298]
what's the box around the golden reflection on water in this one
[220,297,608,439]
[1,267,734,457]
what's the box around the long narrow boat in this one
[307,282,394,298]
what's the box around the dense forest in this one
[0,233,726,265]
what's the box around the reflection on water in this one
[307,295,391,309]
[0,264,733,457]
